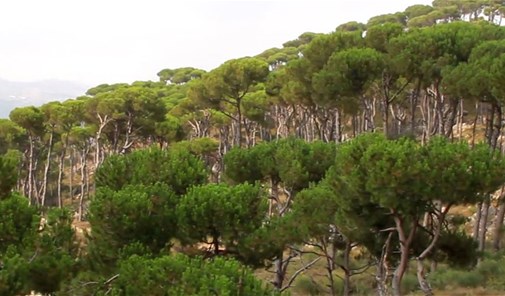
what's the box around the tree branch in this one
[280,257,321,292]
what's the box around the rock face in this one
[0,78,89,118]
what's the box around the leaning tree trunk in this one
[392,216,416,296]
[416,206,450,296]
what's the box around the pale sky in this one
[0,0,432,86]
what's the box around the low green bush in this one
[429,268,484,289]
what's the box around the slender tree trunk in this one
[269,179,279,217]
[335,109,342,142]
[212,234,220,255]
[78,147,87,221]
[444,98,459,139]
[57,147,66,208]
[40,130,54,207]
[69,148,74,200]
[392,216,416,296]
[376,232,393,296]
[273,252,285,290]
[27,135,35,205]
[384,98,390,138]
[416,206,450,296]
[342,240,352,296]
[479,198,491,254]
[323,239,337,296]
[416,260,433,296]
[411,81,421,136]
[236,101,243,147]
[471,102,479,147]
[95,114,110,167]
[473,202,483,241]
[493,194,505,251]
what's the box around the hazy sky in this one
[0,0,432,86]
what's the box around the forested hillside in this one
[3,1,505,295]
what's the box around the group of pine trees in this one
[3,1,505,295]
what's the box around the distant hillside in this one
[0,78,89,118]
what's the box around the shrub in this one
[429,268,484,289]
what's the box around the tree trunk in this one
[69,148,74,200]
[27,135,35,205]
[57,148,65,208]
[236,101,243,147]
[415,205,450,296]
[471,102,480,147]
[492,201,504,240]
[473,202,483,241]
[40,130,54,207]
[410,81,421,136]
[324,239,337,296]
[78,147,87,221]
[478,198,490,254]
[392,216,416,296]
[273,252,285,290]
[493,192,505,251]
[416,259,433,296]
[376,232,393,296]
[342,240,352,296]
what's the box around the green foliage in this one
[95,146,207,194]
[22,208,78,294]
[0,198,79,295]
[85,83,128,96]
[109,254,278,296]
[154,114,185,144]
[224,144,265,184]
[87,183,177,270]
[404,4,435,19]
[170,137,219,158]
[0,153,20,198]
[325,132,505,290]
[330,134,505,215]
[336,21,366,32]
[224,138,335,192]
[365,23,404,53]
[157,67,206,84]
[0,252,29,296]
[367,12,407,27]
[9,106,45,137]
[430,268,485,289]
[0,193,38,253]
[177,183,267,262]
[313,47,383,112]
[0,119,26,153]
[435,231,479,268]
[188,57,269,126]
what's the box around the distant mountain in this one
[0,78,90,118]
